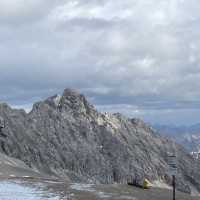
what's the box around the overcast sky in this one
[0,0,200,125]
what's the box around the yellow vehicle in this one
[143,178,152,189]
[128,178,152,189]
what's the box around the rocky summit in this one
[0,88,200,195]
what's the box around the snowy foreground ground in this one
[0,179,198,200]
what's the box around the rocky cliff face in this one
[0,88,200,194]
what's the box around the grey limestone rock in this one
[0,88,199,194]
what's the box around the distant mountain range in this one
[153,124,200,154]
[0,88,200,194]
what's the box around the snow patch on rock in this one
[53,95,61,107]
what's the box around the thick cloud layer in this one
[0,0,200,125]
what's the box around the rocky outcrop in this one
[0,152,43,178]
[0,88,200,194]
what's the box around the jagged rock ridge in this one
[0,88,200,194]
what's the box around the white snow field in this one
[0,181,59,200]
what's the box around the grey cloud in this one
[0,0,67,25]
[0,0,200,124]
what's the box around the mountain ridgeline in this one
[0,89,199,194]
[154,124,200,154]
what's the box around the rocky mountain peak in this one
[0,89,200,194]
[62,88,82,98]
[44,94,61,108]
[59,88,96,116]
